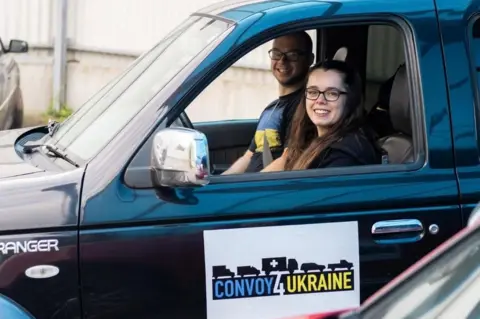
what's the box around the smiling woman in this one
[283,60,382,171]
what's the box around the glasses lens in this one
[325,90,340,101]
[306,89,318,100]
[269,50,283,60]
[285,52,299,61]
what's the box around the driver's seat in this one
[378,64,414,164]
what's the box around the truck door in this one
[437,0,480,223]
[78,0,462,318]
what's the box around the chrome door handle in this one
[371,219,424,235]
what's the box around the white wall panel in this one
[71,0,220,54]
[0,0,53,46]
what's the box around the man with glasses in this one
[222,31,314,175]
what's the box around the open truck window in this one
[125,19,421,184]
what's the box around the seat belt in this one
[262,134,274,167]
[262,100,280,168]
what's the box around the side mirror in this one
[4,39,28,53]
[150,127,210,188]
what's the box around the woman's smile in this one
[312,108,331,116]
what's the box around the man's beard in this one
[276,73,306,87]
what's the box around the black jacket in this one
[308,128,382,169]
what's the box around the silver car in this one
[0,37,28,130]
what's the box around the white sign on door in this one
[203,221,361,319]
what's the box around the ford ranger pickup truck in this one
[0,0,479,318]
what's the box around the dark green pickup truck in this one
[0,0,480,318]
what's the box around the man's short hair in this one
[283,30,313,54]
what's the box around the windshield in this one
[50,15,233,162]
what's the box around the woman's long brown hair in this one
[284,60,365,170]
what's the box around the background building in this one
[0,0,403,124]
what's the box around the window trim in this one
[124,14,427,188]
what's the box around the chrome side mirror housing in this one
[150,127,210,188]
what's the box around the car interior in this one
[186,23,412,174]
[125,22,414,184]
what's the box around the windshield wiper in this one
[23,143,79,168]
[47,119,60,137]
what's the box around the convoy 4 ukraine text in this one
[211,257,355,300]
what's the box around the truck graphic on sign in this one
[327,259,354,271]
[262,257,298,275]
[237,266,261,277]
[212,265,235,279]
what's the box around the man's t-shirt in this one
[245,88,303,173]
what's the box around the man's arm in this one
[261,148,288,172]
[221,150,253,175]
[222,135,257,175]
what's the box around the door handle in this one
[371,219,424,235]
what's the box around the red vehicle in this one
[282,213,480,319]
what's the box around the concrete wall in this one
[187,66,278,122]
[12,45,277,123]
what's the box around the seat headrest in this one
[377,72,395,109]
[333,47,348,61]
[389,64,412,135]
